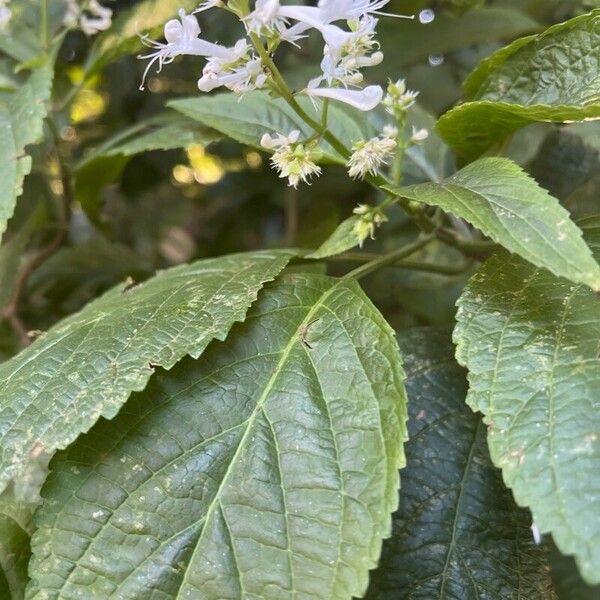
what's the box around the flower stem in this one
[343,233,436,280]
[328,252,472,275]
[40,0,49,49]
[391,113,406,185]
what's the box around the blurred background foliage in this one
[1,0,599,357]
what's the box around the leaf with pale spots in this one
[387,157,600,291]
[26,273,407,600]
[453,216,600,585]
[0,250,293,499]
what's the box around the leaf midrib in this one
[173,282,341,598]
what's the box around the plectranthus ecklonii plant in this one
[1,1,599,598]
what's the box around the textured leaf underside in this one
[27,273,407,600]
[0,250,292,498]
[454,216,600,585]
[437,10,600,162]
[366,328,556,600]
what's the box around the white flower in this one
[318,0,403,21]
[261,130,322,188]
[352,203,388,245]
[410,126,428,143]
[63,0,79,28]
[304,84,383,111]
[138,9,233,89]
[79,0,113,36]
[244,0,289,36]
[0,1,11,29]
[260,130,301,149]
[315,16,382,86]
[347,129,396,179]
[383,78,419,115]
[198,40,268,94]
[246,0,411,44]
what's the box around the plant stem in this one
[391,114,406,185]
[40,0,49,49]
[343,233,436,280]
[2,119,73,347]
[321,98,329,128]
[250,35,490,258]
[329,252,472,275]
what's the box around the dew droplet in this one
[428,54,444,66]
[419,9,435,24]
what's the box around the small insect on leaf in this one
[298,318,321,350]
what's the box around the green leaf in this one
[86,0,200,75]
[74,113,221,224]
[453,215,600,585]
[79,113,221,161]
[27,272,407,600]
[0,63,53,243]
[366,328,556,599]
[0,250,293,498]
[437,11,600,162]
[388,157,600,290]
[169,91,378,164]
[0,499,32,600]
[307,215,361,259]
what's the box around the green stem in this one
[391,114,406,185]
[343,234,436,280]
[40,0,49,49]
[329,252,472,275]
[321,98,329,128]
[249,35,486,258]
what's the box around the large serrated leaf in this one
[0,63,53,243]
[0,500,32,600]
[0,250,292,498]
[387,157,600,290]
[26,272,407,600]
[437,10,600,162]
[453,216,600,585]
[169,91,378,164]
[366,328,556,599]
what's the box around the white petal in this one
[303,85,383,111]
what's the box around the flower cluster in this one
[140,1,424,187]
[347,125,397,179]
[140,1,411,105]
[352,203,388,246]
[0,0,11,29]
[261,130,322,188]
[64,0,114,36]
